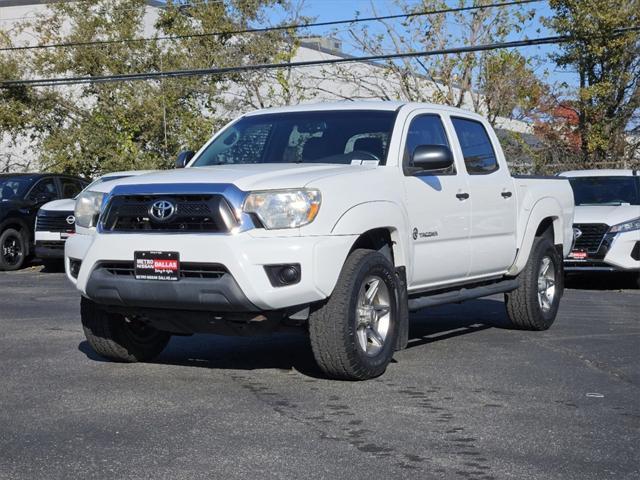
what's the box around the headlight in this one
[609,217,640,233]
[75,191,105,229]
[243,189,321,229]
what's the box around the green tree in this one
[20,0,296,177]
[546,0,640,166]
[0,31,62,172]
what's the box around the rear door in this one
[402,111,472,288]
[450,117,517,277]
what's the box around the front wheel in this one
[309,249,399,380]
[81,297,171,362]
[504,236,564,330]
[0,228,27,271]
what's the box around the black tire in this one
[80,297,171,362]
[504,236,564,330]
[0,228,27,271]
[309,249,399,380]
[634,273,640,290]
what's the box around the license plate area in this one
[569,250,588,260]
[134,251,180,281]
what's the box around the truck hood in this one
[90,163,378,193]
[40,198,75,212]
[574,204,640,226]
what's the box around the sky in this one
[269,0,577,89]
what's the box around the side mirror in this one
[175,150,195,168]
[411,145,454,173]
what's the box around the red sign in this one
[153,259,178,271]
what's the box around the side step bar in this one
[408,278,520,311]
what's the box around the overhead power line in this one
[3,27,638,89]
[0,0,543,52]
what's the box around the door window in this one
[451,117,499,174]
[405,114,453,173]
[27,178,58,203]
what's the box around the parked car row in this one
[0,171,152,271]
[0,173,88,270]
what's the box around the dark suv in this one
[0,173,89,271]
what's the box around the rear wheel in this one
[505,236,563,330]
[81,297,171,362]
[0,228,27,271]
[309,249,398,380]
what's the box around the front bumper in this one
[65,231,357,311]
[565,230,640,272]
[85,264,258,312]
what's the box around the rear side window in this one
[60,178,84,198]
[451,117,498,174]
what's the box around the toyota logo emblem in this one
[149,200,177,222]
[573,227,582,240]
[66,215,75,225]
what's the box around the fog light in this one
[69,258,81,279]
[264,264,301,287]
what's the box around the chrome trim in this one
[97,183,256,234]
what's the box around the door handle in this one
[501,191,512,198]
[456,192,470,200]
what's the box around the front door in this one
[402,112,472,289]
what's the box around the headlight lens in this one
[609,217,640,233]
[243,189,321,229]
[75,191,105,229]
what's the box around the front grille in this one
[573,223,609,252]
[36,211,75,232]
[100,194,236,233]
[98,261,228,279]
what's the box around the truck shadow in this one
[565,272,637,291]
[78,298,508,378]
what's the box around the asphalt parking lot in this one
[0,267,638,480]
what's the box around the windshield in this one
[192,110,397,167]
[0,177,30,201]
[568,176,640,206]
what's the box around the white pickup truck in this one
[65,102,574,380]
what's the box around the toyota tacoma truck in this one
[559,169,639,287]
[65,102,574,380]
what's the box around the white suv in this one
[66,102,574,380]
[560,170,640,287]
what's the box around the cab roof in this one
[243,100,488,122]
